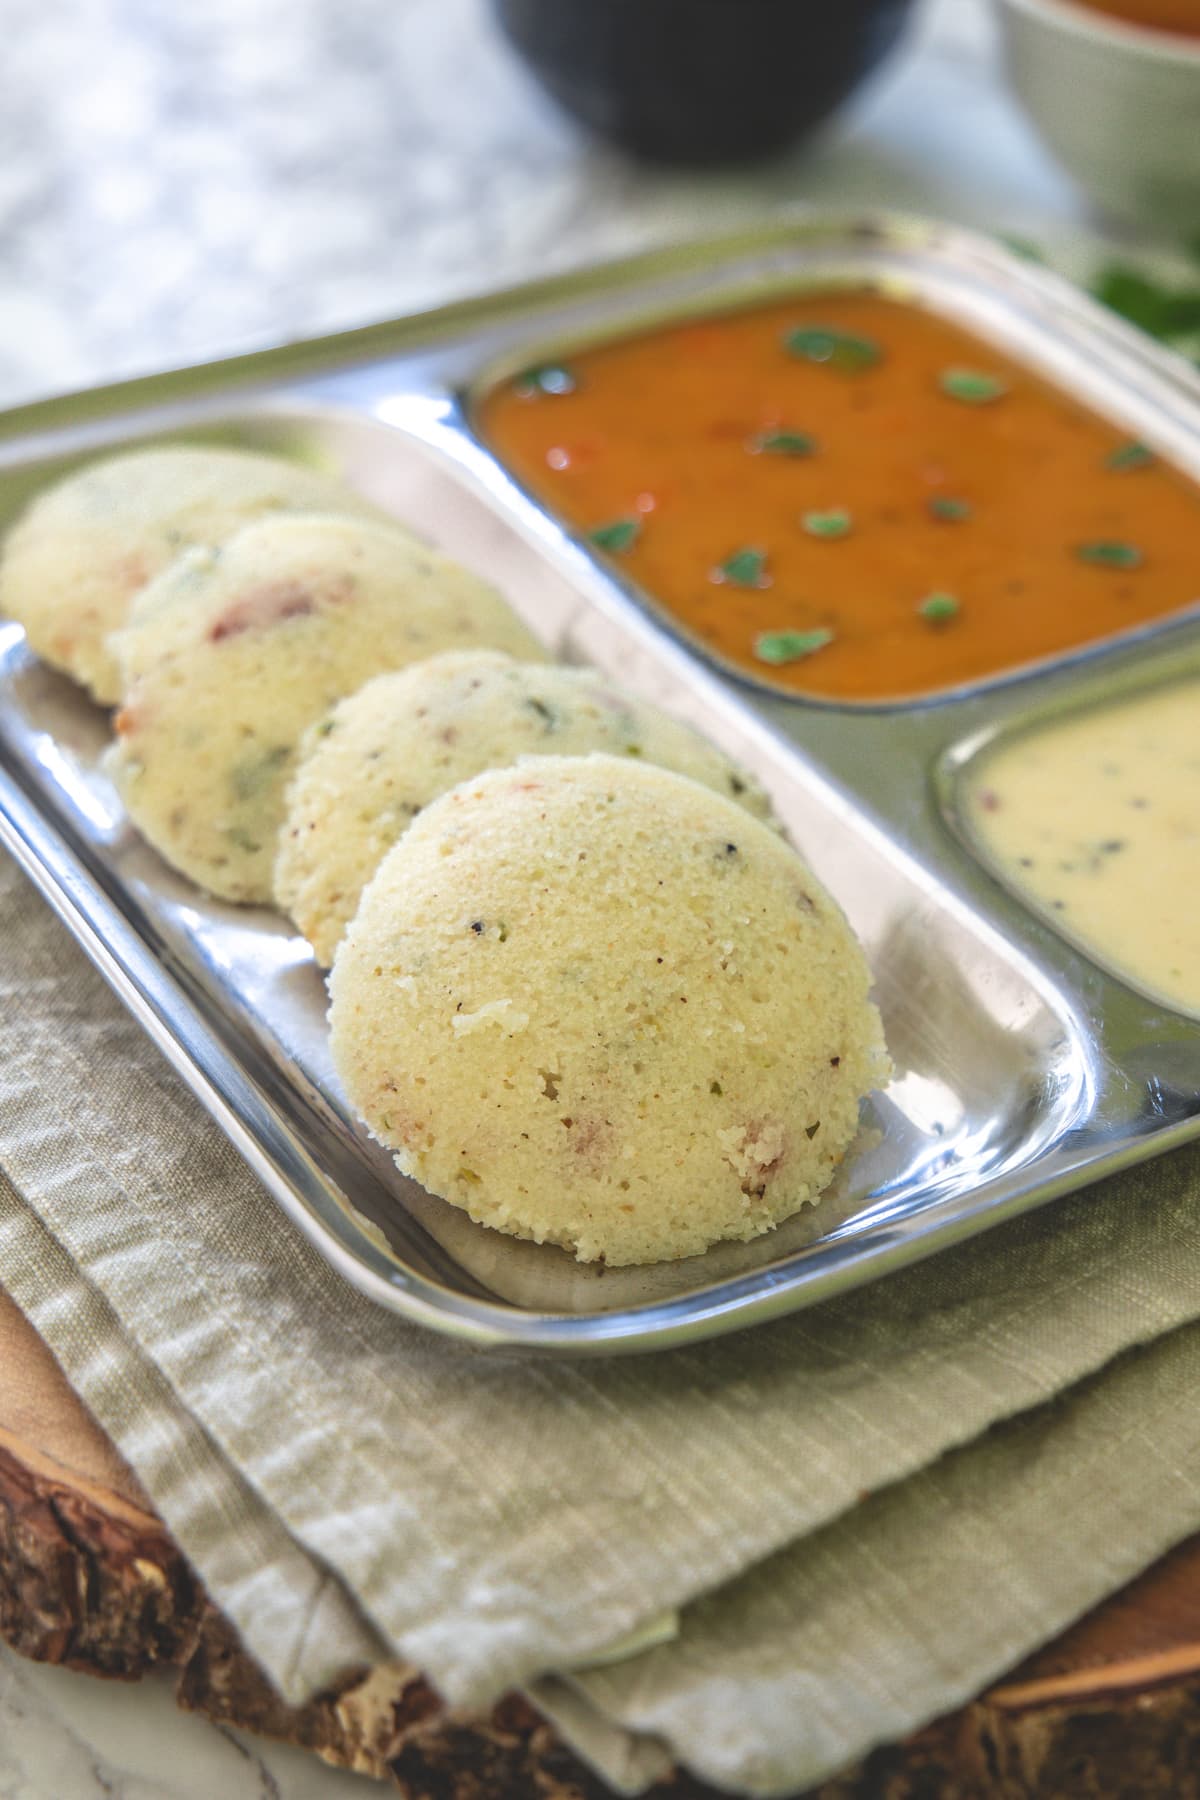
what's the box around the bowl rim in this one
[998,0,1200,65]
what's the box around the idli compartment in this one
[0,406,818,873]
[945,656,1200,1021]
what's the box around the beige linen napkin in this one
[3,840,1200,1796]
[551,1322,1200,1793]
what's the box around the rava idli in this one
[329,754,889,1266]
[106,514,546,903]
[276,649,778,965]
[0,444,385,703]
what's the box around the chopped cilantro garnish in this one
[514,362,577,397]
[751,429,816,457]
[939,367,1008,404]
[754,627,834,665]
[801,508,852,539]
[1092,266,1200,342]
[1105,440,1154,472]
[230,743,291,801]
[715,546,769,587]
[1000,235,1046,264]
[589,517,641,553]
[928,496,972,522]
[918,591,960,622]
[783,326,880,373]
[524,695,557,728]
[1077,540,1143,569]
[225,824,263,854]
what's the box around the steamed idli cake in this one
[276,649,778,965]
[329,754,888,1266]
[106,513,546,904]
[0,444,385,703]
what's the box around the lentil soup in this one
[477,292,1200,704]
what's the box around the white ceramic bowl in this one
[995,0,1200,230]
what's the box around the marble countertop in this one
[0,0,1122,421]
[0,0,1164,1794]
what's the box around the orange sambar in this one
[476,292,1200,704]
[1068,0,1200,39]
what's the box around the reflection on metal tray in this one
[0,212,1197,1354]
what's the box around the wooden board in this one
[4,1281,1200,1798]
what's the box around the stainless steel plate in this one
[1,212,1198,1353]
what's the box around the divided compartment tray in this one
[0,212,1198,1353]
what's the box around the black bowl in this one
[493,0,918,165]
